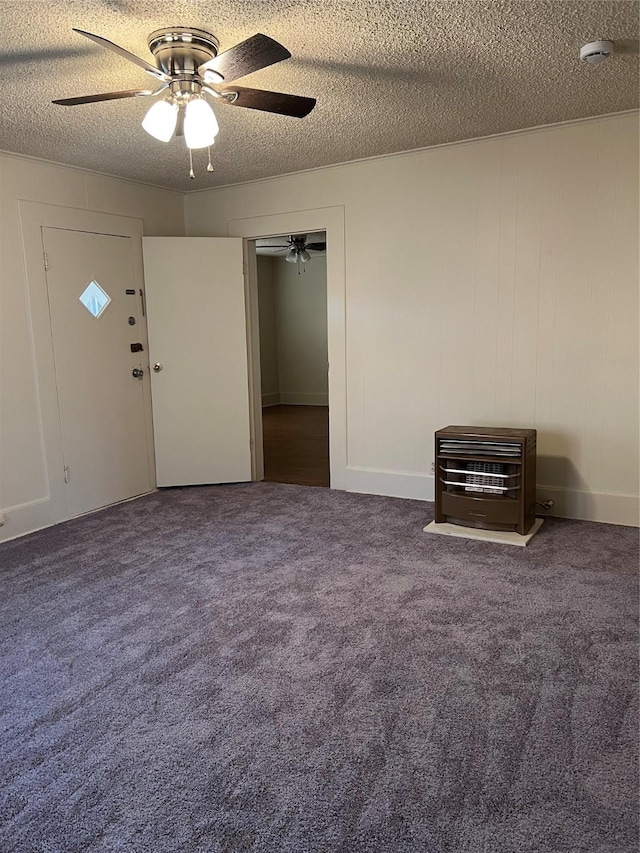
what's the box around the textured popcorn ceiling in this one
[0,1,637,191]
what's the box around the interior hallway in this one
[262,404,329,487]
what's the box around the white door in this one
[43,227,153,517]
[142,237,251,486]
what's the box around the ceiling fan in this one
[52,27,316,176]
[259,234,326,273]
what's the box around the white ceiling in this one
[0,1,637,192]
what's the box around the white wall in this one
[0,152,185,540]
[186,113,640,525]
[256,255,280,406]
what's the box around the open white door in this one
[142,237,251,487]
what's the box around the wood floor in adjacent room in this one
[262,404,329,487]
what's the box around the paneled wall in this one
[0,152,185,541]
[186,113,640,524]
[1,114,637,537]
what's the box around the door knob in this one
[132,368,143,379]
[153,363,163,372]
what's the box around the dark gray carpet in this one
[0,484,638,853]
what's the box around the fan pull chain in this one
[207,147,214,172]
[189,148,195,180]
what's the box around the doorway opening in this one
[254,232,329,487]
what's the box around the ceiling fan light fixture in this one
[299,249,311,263]
[285,248,298,264]
[184,97,219,149]
[141,99,178,142]
[53,27,315,180]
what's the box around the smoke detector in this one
[580,40,614,64]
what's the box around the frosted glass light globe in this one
[141,100,178,142]
[184,98,219,149]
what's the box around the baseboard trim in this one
[345,466,639,527]
[536,485,639,527]
[345,467,435,501]
[279,392,329,406]
[0,491,156,543]
[261,392,281,407]
[0,498,60,543]
[1,495,50,514]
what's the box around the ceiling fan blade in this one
[198,33,290,83]
[218,86,316,118]
[306,243,327,251]
[52,88,156,106]
[73,28,170,82]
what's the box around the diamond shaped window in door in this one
[79,280,111,318]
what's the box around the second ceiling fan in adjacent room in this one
[256,234,327,274]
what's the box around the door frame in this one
[228,207,346,490]
[18,201,156,527]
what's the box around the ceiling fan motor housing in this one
[148,28,219,76]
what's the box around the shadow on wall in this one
[537,433,595,518]
[538,456,589,491]
[537,431,586,482]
